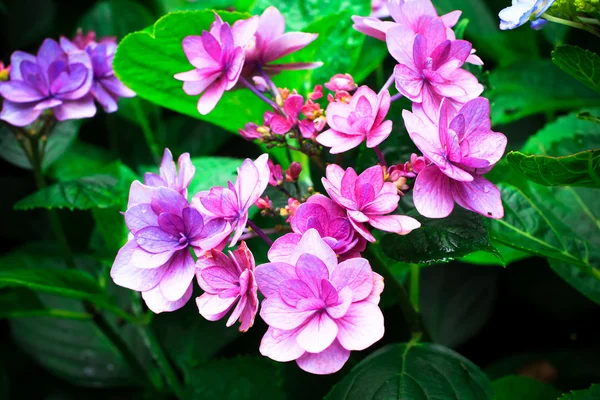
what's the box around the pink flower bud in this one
[268,160,283,186]
[285,162,302,182]
[335,90,352,104]
[314,116,327,132]
[324,73,357,92]
[252,76,269,92]
[308,84,323,100]
[301,100,322,120]
[256,196,273,209]
[410,153,427,174]
[239,123,262,140]
[263,111,278,126]
[285,198,301,222]
[299,119,316,139]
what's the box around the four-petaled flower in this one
[196,242,259,332]
[403,97,506,218]
[143,148,195,198]
[317,86,392,154]
[322,164,421,242]
[256,229,384,375]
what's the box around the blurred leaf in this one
[552,45,600,94]
[91,207,129,252]
[186,356,285,400]
[113,11,268,134]
[488,61,600,126]
[156,0,237,13]
[351,37,388,83]
[0,120,79,171]
[326,342,493,399]
[542,23,569,46]
[420,263,498,348]
[0,0,56,48]
[188,156,241,195]
[381,208,500,265]
[78,0,155,39]
[491,375,561,400]
[48,140,116,181]
[0,288,90,319]
[163,116,231,157]
[549,259,600,305]
[460,242,530,266]
[559,384,600,399]
[507,149,600,187]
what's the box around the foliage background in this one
[0,0,599,399]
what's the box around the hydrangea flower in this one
[402,98,506,218]
[388,17,483,121]
[174,14,259,115]
[277,194,367,260]
[194,154,270,247]
[143,148,195,198]
[0,38,94,127]
[270,94,304,134]
[324,74,357,92]
[371,0,391,18]
[255,229,384,375]
[499,0,555,30]
[111,187,230,313]
[352,0,482,65]
[321,164,421,242]
[196,242,258,332]
[60,31,135,113]
[317,86,392,154]
[244,7,322,75]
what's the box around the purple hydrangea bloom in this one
[499,0,554,30]
[111,186,230,313]
[321,164,421,242]
[143,148,195,199]
[388,17,483,121]
[0,38,95,127]
[174,14,259,115]
[402,97,507,219]
[61,33,135,113]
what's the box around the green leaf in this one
[78,0,155,39]
[0,288,90,320]
[48,140,116,181]
[488,61,600,126]
[186,356,285,400]
[381,208,500,265]
[460,242,531,266]
[14,175,122,211]
[0,120,79,171]
[157,0,239,13]
[188,156,241,195]
[113,10,269,134]
[559,384,600,399]
[507,149,600,187]
[552,45,600,94]
[420,264,498,348]
[491,376,561,400]
[326,342,493,399]
[351,37,388,83]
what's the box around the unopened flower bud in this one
[335,90,352,104]
[324,73,357,92]
[239,122,262,140]
[252,76,269,92]
[285,162,302,182]
[256,196,273,209]
[308,85,323,100]
[268,160,283,186]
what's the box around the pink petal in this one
[324,102,352,133]
[413,166,455,218]
[196,292,238,321]
[368,214,421,235]
[351,16,392,41]
[201,265,239,291]
[441,10,462,27]
[267,233,302,264]
[257,7,286,41]
[296,340,350,375]
[295,253,330,297]
[260,294,316,330]
[226,289,247,327]
[452,175,504,219]
[366,120,392,148]
[330,258,374,302]
[142,282,192,313]
[317,129,364,154]
[349,217,375,242]
[279,279,314,306]
[130,246,175,269]
[159,250,196,301]
[326,286,353,319]
[231,15,259,47]
[365,272,384,304]
[361,193,400,215]
[264,32,318,63]
[386,25,417,67]
[236,154,270,212]
[239,271,258,331]
[260,327,305,362]
[336,302,384,350]
[197,78,226,115]
[296,312,338,353]
[402,109,443,159]
[290,229,338,275]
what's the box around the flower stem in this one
[390,93,403,102]
[240,76,279,109]
[541,14,600,38]
[259,67,280,99]
[410,264,420,313]
[246,220,274,246]
[374,146,386,167]
[379,74,395,95]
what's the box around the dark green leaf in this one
[78,0,154,39]
[0,288,90,320]
[559,384,600,400]
[0,356,7,399]
[188,156,241,194]
[157,0,240,13]
[460,242,530,266]
[326,342,493,399]
[48,140,116,181]
[491,375,561,400]
[186,356,285,400]
[381,208,500,265]
[552,45,600,94]
[351,37,388,83]
[488,61,600,126]
[507,149,600,187]
[420,264,498,348]
[113,11,269,134]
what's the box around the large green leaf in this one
[559,384,600,400]
[0,120,79,171]
[48,141,116,181]
[326,342,493,399]
[491,376,561,400]
[78,0,154,39]
[507,149,600,187]
[552,45,600,94]
[0,288,90,320]
[156,0,241,13]
[188,156,242,195]
[186,356,285,399]
[487,61,600,126]
[420,263,498,348]
[381,208,500,265]
[113,10,269,134]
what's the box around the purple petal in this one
[279,279,313,307]
[182,207,204,239]
[336,302,384,351]
[296,340,350,375]
[151,187,188,216]
[158,212,185,236]
[37,39,63,73]
[295,253,331,297]
[0,80,45,102]
[330,258,373,302]
[159,250,196,301]
[91,81,118,113]
[201,265,239,291]
[9,51,37,81]
[53,95,96,121]
[142,282,192,313]
[192,218,230,250]
[110,241,168,291]
[260,294,316,330]
[135,226,180,253]
[255,261,297,297]
[0,100,42,127]
[33,98,62,111]
[125,203,158,234]
[100,75,136,98]
[130,246,175,269]
[196,292,237,321]
[296,312,338,353]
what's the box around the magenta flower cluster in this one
[0,30,134,127]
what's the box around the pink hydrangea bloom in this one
[402,97,506,219]
[388,17,483,121]
[193,154,270,247]
[196,242,258,332]
[324,73,357,92]
[270,94,303,134]
[143,148,195,199]
[322,164,421,242]
[371,0,391,18]
[353,0,482,65]
[255,229,384,375]
[174,14,258,115]
[317,86,392,154]
[279,193,367,260]
[388,153,427,180]
[244,7,322,75]
[111,186,230,313]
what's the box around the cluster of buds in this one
[0,62,9,82]
[324,73,357,104]
[386,153,427,193]
[268,160,302,186]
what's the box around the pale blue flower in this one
[499,0,555,30]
